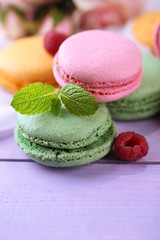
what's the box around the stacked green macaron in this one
[15,104,116,167]
[107,54,160,120]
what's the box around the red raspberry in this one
[115,132,149,161]
[44,30,68,56]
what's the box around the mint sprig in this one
[11,83,99,116]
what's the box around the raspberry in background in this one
[115,132,149,161]
[44,30,68,56]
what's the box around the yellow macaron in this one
[132,11,160,50]
[0,36,59,93]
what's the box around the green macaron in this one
[107,54,160,120]
[15,104,116,167]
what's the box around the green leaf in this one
[35,5,50,21]
[11,82,57,115]
[60,84,99,116]
[23,21,38,35]
[11,83,99,117]
[0,8,7,23]
[50,7,66,26]
[14,7,26,20]
[51,97,61,116]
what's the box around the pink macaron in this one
[53,30,142,102]
[153,22,160,58]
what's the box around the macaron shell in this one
[0,36,58,92]
[54,55,142,102]
[118,54,160,99]
[15,122,116,167]
[132,11,160,49]
[0,69,56,93]
[107,102,160,120]
[107,54,160,120]
[55,30,142,83]
[87,70,142,102]
[17,104,110,144]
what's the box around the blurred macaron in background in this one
[0,36,59,93]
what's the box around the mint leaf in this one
[51,97,61,116]
[60,84,99,116]
[11,83,99,116]
[11,82,57,115]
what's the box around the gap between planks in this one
[0,158,160,165]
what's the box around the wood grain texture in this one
[0,162,160,240]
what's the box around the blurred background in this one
[0,0,159,41]
[0,0,160,135]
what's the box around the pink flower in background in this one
[0,0,37,39]
[37,16,53,36]
[55,17,73,36]
[73,7,125,31]
[0,0,33,11]
[1,0,59,7]
[0,0,146,38]
[153,22,160,58]
[73,0,145,30]
[0,0,75,39]
[2,9,27,39]
[38,15,73,36]
[19,0,59,6]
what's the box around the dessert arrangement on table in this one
[0,0,160,167]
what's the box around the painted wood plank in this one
[0,162,160,240]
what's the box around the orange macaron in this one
[0,36,59,93]
[132,11,160,50]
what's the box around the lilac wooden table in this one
[0,114,160,240]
